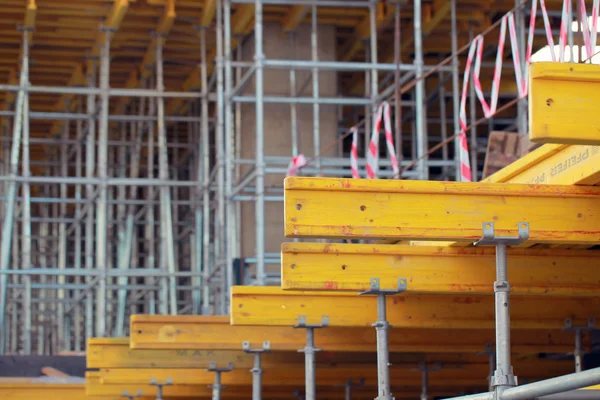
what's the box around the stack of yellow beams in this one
[90,327,577,398]
[88,62,600,399]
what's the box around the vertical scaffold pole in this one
[20,27,32,354]
[414,0,428,180]
[95,28,112,337]
[473,222,529,398]
[199,27,211,314]
[208,362,234,400]
[223,0,235,311]
[254,0,265,286]
[0,26,29,354]
[359,278,406,400]
[156,34,178,316]
[450,0,461,181]
[85,61,97,340]
[311,4,321,173]
[214,0,226,314]
[243,340,270,400]
[294,315,328,400]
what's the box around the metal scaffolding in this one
[0,0,544,355]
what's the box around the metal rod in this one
[369,0,379,176]
[492,243,516,396]
[420,363,429,400]
[304,328,317,400]
[289,34,299,157]
[200,27,211,315]
[574,329,583,373]
[155,34,178,316]
[20,28,32,355]
[468,25,478,182]
[251,352,263,400]
[262,59,452,72]
[95,29,111,338]
[450,0,461,181]
[312,5,321,173]
[215,0,227,315]
[375,293,393,400]
[393,2,402,169]
[414,0,428,180]
[224,0,235,314]
[212,371,223,400]
[254,0,266,286]
[0,27,29,354]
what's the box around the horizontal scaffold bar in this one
[230,287,599,329]
[284,177,600,244]
[0,383,85,400]
[529,62,600,146]
[94,361,573,387]
[129,316,585,354]
[280,243,600,295]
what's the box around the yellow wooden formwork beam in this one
[529,62,600,145]
[281,6,309,32]
[280,242,600,295]
[86,370,483,400]
[49,0,130,137]
[0,383,85,400]
[484,143,600,185]
[284,177,600,244]
[115,0,176,114]
[87,337,254,369]
[200,0,217,28]
[231,286,599,329]
[129,315,581,354]
[95,361,573,388]
[86,372,203,398]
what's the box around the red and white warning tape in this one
[298,0,598,182]
[350,127,360,179]
[473,16,507,118]
[286,154,307,177]
[458,39,477,182]
[579,0,600,59]
[366,102,399,179]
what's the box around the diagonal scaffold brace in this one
[294,314,329,400]
[207,361,234,400]
[149,377,172,400]
[359,277,407,400]
[243,340,271,400]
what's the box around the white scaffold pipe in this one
[443,367,600,400]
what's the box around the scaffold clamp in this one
[473,222,529,246]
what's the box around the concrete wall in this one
[238,22,338,276]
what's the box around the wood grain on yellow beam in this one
[168,4,254,115]
[341,3,391,62]
[116,0,176,114]
[1,1,36,130]
[346,2,450,94]
[49,0,130,138]
[281,5,308,32]
[200,0,216,27]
